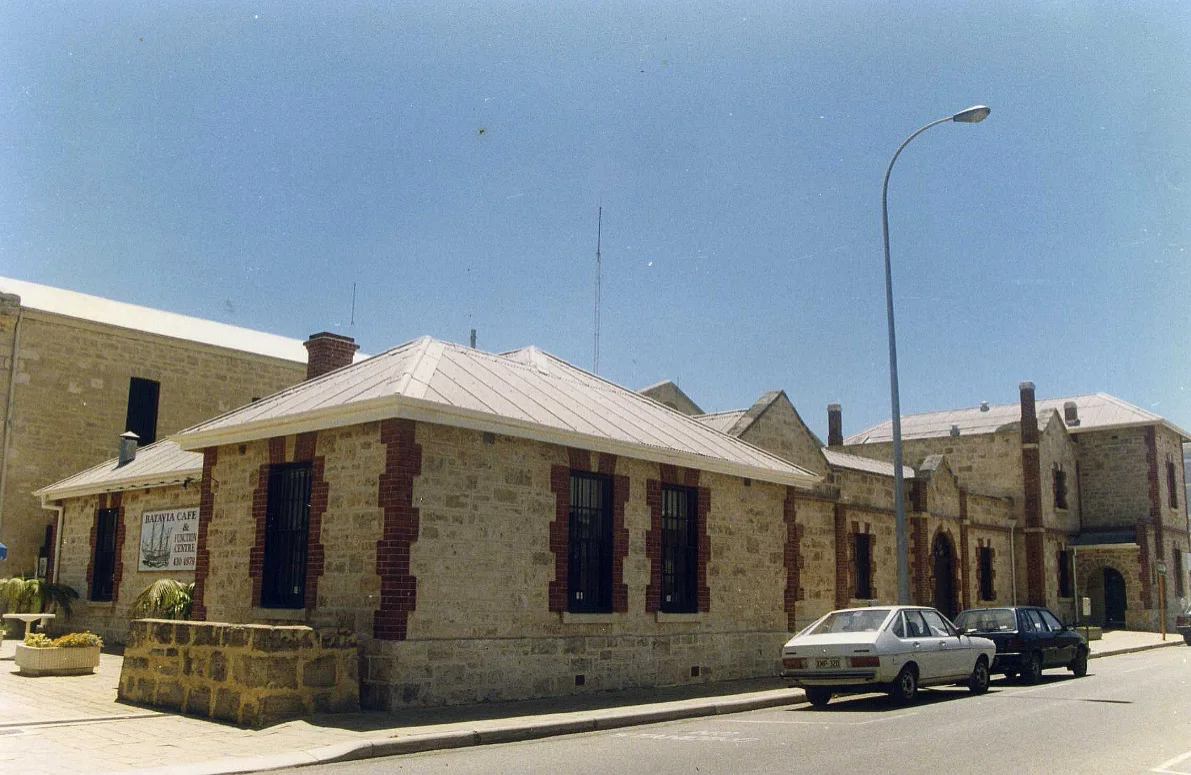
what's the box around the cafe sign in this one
[138,507,200,572]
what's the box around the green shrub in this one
[0,577,79,615]
[131,579,193,620]
[53,631,103,649]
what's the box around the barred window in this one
[1053,468,1068,510]
[90,508,119,602]
[1168,462,1179,509]
[978,546,995,601]
[854,533,873,600]
[260,462,312,609]
[568,472,613,613]
[660,484,698,614]
[1058,550,1073,598]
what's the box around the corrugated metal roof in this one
[693,410,747,435]
[823,448,914,478]
[174,337,820,487]
[845,393,1191,444]
[1,276,348,364]
[35,440,202,501]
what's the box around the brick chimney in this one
[303,332,359,380]
[1019,381,1038,445]
[1063,400,1080,426]
[827,403,843,447]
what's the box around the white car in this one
[780,605,997,707]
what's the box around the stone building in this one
[842,383,1190,630]
[0,276,360,577]
[42,337,835,708]
[686,390,1017,624]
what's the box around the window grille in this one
[567,472,613,613]
[1053,469,1068,510]
[260,463,313,609]
[854,533,872,599]
[660,484,698,614]
[90,508,119,601]
[978,546,995,601]
[1057,550,1073,598]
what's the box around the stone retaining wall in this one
[118,620,358,727]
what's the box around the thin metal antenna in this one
[350,283,357,329]
[594,206,602,374]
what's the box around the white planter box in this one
[14,644,100,676]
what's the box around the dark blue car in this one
[953,606,1088,683]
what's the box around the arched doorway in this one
[933,533,956,619]
[1103,567,1127,628]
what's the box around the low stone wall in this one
[118,620,359,727]
[361,629,787,710]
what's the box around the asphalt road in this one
[281,646,1191,775]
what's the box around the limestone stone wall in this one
[739,398,830,477]
[789,496,836,630]
[833,468,897,512]
[843,431,1024,506]
[0,304,304,575]
[1155,426,1189,534]
[52,485,198,644]
[1076,547,1145,629]
[1077,427,1150,530]
[1039,416,1080,534]
[118,619,358,727]
[200,424,388,629]
[405,423,792,641]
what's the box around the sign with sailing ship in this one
[138,507,200,572]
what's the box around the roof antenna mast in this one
[350,282,357,329]
[593,206,602,374]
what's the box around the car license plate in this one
[816,658,840,669]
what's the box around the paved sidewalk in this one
[1,629,1182,775]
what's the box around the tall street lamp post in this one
[882,105,991,605]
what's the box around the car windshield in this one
[954,608,1017,632]
[805,608,892,635]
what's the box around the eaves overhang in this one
[173,395,821,489]
[35,470,200,505]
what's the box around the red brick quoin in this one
[783,487,803,632]
[190,447,218,620]
[645,465,710,614]
[548,449,629,613]
[374,419,422,640]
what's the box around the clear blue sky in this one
[3,1,1189,441]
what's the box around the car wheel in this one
[805,687,832,708]
[1070,648,1088,678]
[1183,633,1191,647]
[888,665,918,705]
[969,657,990,695]
[1022,651,1043,684]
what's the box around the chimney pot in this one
[1064,400,1080,426]
[118,431,140,466]
[303,332,359,380]
[980,401,989,412]
[827,403,843,447]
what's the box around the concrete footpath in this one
[0,629,1182,775]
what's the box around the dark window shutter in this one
[125,377,161,445]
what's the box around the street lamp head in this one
[952,105,991,123]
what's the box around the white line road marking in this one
[1152,749,1191,774]
[726,712,919,727]
[613,730,760,743]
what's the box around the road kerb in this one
[1089,640,1181,660]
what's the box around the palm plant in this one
[0,576,79,615]
[130,578,194,620]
